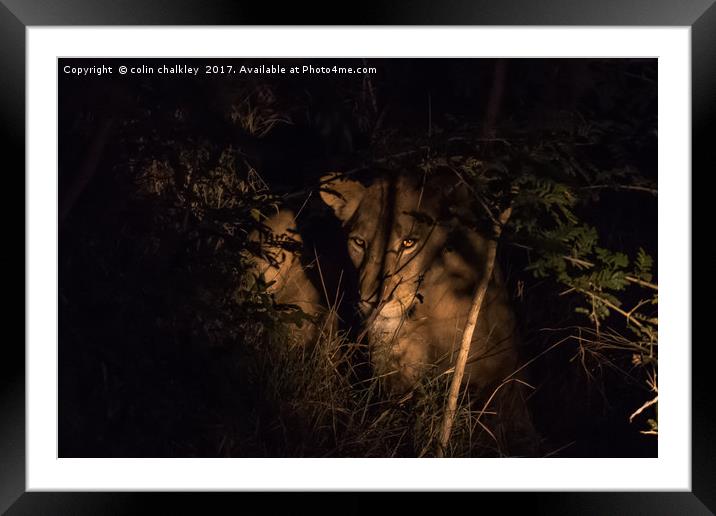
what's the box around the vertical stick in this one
[436,206,512,457]
[482,59,506,139]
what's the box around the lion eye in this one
[401,238,416,248]
[351,236,365,248]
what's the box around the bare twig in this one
[624,276,658,291]
[580,184,657,196]
[629,369,658,433]
[575,288,650,333]
[629,395,658,423]
[436,205,512,457]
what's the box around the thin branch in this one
[436,205,512,457]
[629,395,658,423]
[623,275,658,291]
[580,184,657,196]
[576,288,650,333]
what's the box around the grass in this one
[217,298,542,458]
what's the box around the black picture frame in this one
[3,1,711,513]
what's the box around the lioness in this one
[320,170,535,449]
[248,209,327,346]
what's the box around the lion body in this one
[320,171,539,453]
[321,171,521,393]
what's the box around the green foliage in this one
[635,248,654,283]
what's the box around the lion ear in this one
[319,172,366,223]
[443,180,473,221]
[442,179,470,203]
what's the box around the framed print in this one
[3,0,712,513]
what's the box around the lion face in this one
[248,210,326,346]
[320,171,519,392]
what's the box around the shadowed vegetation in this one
[59,58,657,457]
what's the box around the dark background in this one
[58,58,657,458]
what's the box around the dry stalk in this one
[436,205,512,457]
